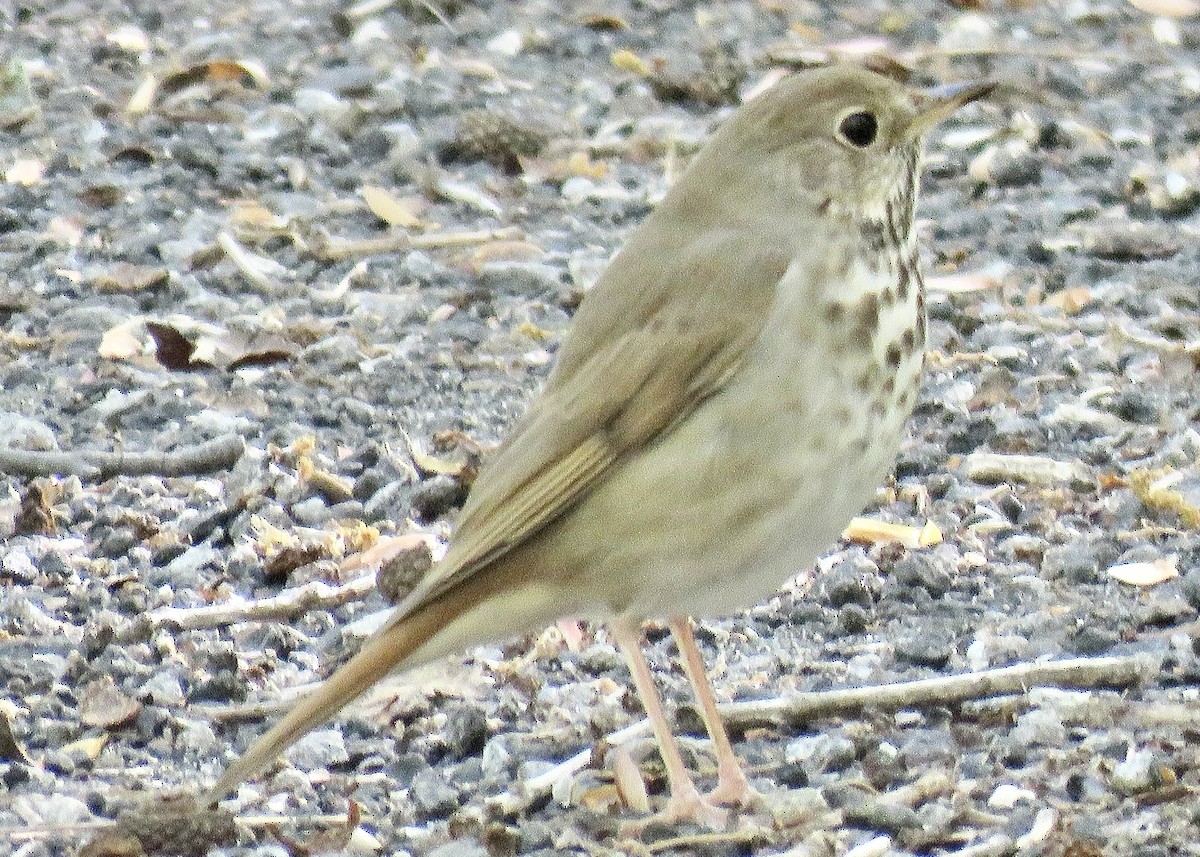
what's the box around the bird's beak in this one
[908,80,996,137]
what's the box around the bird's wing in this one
[396,224,797,611]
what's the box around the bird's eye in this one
[838,111,878,147]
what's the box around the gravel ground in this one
[3,1,1200,855]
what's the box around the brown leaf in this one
[145,321,199,371]
[0,707,31,764]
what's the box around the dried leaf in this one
[216,231,289,290]
[362,185,426,228]
[470,239,544,269]
[1044,285,1094,315]
[229,199,287,231]
[106,24,150,53]
[564,151,608,179]
[60,734,109,761]
[99,320,146,361]
[611,48,651,75]
[1130,466,1200,529]
[0,707,31,763]
[126,59,269,116]
[843,517,942,548]
[1127,0,1199,16]
[5,157,44,185]
[91,263,169,294]
[125,74,158,115]
[145,321,198,370]
[926,272,1003,294]
[1107,555,1179,586]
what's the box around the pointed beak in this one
[908,80,995,137]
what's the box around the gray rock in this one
[410,767,461,820]
[285,727,349,772]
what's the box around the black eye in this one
[839,111,877,147]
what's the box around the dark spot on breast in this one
[886,343,901,368]
[856,363,880,392]
[901,329,915,354]
[883,377,895,395]
[880,284,897,307]
[824,301,846,323]
[897,264,910,301]
[850,293,880,349]
[818,196,832,215]
[857,293,879,329]
[860,220,888,254]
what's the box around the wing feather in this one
[393,219,799,614]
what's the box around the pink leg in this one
[668,618,759,807]
[608,617,728,829]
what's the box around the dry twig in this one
[116,573,376,641]
[0,434,244,481]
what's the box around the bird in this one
[203,63,993,827]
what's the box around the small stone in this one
[427,841,489,857]
[451,109,549,172]
[1010,708,1066,748]
[377,539,434,604]
[411,474,469,521]
[285,727,348,772]
[1082,221,1180,261]
[989,782,1037,809]
[785,733,857,776]
[890,553,952,598]
[817,554,881,607]
[445,703,489,760]
[648,45,746,107]
[1110,746,1161,795]
[138,672,185,706]
[411,767,461,820]
[895,629,954,669]
[839,603,870,633]
[1070,624,1118,656]
[1180,567,1200,609]
[1041,542,1101,583]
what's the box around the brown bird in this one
[204,64,992,826]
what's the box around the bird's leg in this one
[668,617,760,808]
[607,617,728,830]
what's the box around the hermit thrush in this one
[204,65,992,825]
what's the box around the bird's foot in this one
[704,760,763,809]
[619,780,730,837]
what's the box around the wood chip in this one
[843,517,942,548]
[963,452,1093,488]
[1107,555,1179,586]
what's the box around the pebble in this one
[1010,709,1067,748]
[889,552,952,598]
[285,728,349,772]
[410,767,462,820]
[785,733,857,777]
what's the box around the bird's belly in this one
[548,329,915,621]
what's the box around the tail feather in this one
[203,590,464,806]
